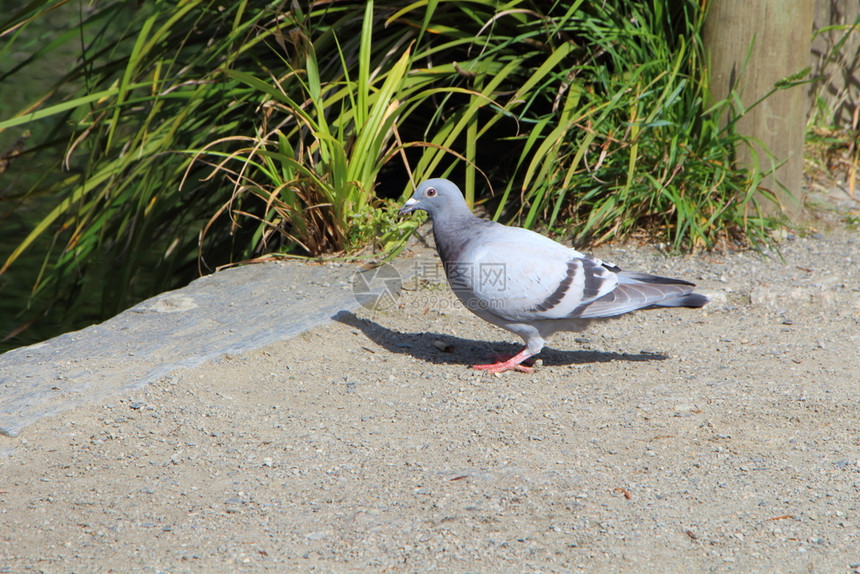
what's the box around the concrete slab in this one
[0,248,433,437]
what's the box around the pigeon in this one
[398,178,709,373]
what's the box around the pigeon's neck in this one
[432,211,486,265]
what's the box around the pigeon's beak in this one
[398,197,419,216]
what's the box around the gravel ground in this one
[1,216,859,572]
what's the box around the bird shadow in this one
[333,311,668,369]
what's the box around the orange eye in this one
[426,187,437,197]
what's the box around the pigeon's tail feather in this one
[652,292,710,308]
[575,282,708,319]
[616,270,695,286]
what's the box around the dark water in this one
[0,2,130,352]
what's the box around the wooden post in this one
[703,0,814,217]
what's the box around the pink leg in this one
[472,347,535,374]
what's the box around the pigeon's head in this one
[398,178,470,219]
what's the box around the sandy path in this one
[1,229,858,573]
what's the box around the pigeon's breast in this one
[434,222,506,319]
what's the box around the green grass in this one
[1,0,795,350]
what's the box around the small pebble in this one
[433,340,454,353]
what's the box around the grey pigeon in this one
[399,178,709,373]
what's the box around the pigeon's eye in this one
[425,187,437,198]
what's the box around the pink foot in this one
[472,347,535,374]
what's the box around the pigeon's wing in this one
[457,227,619,322]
